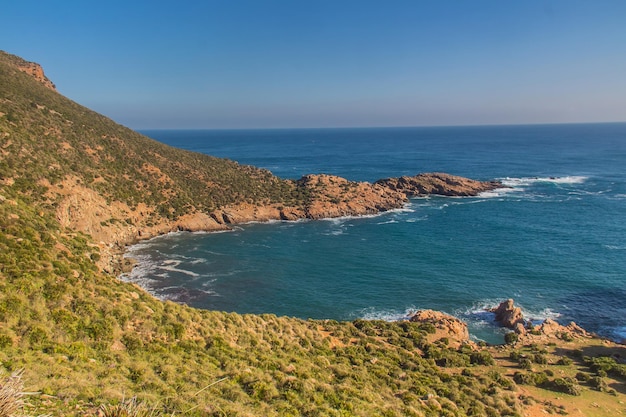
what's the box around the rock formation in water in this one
[376,172,503,197]
[491,299,525,329]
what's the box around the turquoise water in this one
[128,124,626,343]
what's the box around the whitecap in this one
[478,187,520,198]
[500,175,588,188]
[457,299,562,326]
[405,216,428,223]
[391,205,416,214]
[604,244,626,250]
[190,258,208,264]
[324,229,345,236]
[522,307,562,324]
[356,306,418,322]
[158,262,200,277]
[201,278,217,287]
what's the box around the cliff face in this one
[13,57,56,91]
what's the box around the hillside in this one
[1,50,625,416]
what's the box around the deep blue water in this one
[127,124,626,343]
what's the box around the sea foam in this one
[500,175,588,188]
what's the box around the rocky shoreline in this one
[96,172,503,276]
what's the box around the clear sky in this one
[2,1,626,129]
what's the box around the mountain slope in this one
[0,50,308,268]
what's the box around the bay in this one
[127,123,626,343]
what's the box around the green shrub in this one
[121,334,144,352]
[556,357,573,366]
[470,351,494,366]
[0,334,13,348]
[548,378,582,396]
[575,372,590,382]
[518,357,533,370]
[589,376,608,392]
[504,332,518,345]
[513,371,548,387]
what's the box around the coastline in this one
[101,172,504,275]
[107,175,626,346]
[106,173,504,277]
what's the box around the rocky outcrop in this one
[409,310,470,345]
[376,173,503,197]
[15,60,56,91]
[490,299,525,329]
[514,318,593,345]
[296,174,408,219]
[489,299,593,344]
[538,318,590,338]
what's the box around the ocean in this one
[125,124,626,344]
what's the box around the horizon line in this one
[134,120,626,132]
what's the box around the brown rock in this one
[490,299,525,330]
[295,174,408,219]
[517,319,593,345]
[513,322,527,335]
[539,318,562,335]
[376,172,503,197]
[409,309,470,344]
[15,60,56,91]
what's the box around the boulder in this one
[490,299,525,330]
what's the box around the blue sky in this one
[3,1,626,129]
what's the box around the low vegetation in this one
[1,50,625,416]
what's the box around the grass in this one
[0,369,25,416]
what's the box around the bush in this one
[0,334,13,349]
[575,372,590,382]
[548,378,582,396]
[470,351,494,366]
[589,376,608,392]
[513,371,548,387]
[504,332,518,345]
[556,357,573,366]
[509,351,521,361]
[587,356,616,373]
[518,358,533,370]
[121,334,144,352]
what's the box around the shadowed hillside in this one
[1,50,625,416]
